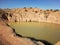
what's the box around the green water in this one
[9,22,60,44]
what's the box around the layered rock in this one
[0,8,60,24]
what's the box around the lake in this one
[9,22,60,44]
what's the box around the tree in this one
[50,9,53,11]
[30,7,32,9]
[25,9,28,12]
[35,10,38,13]
[24,7,26,9]
[54,9,59,12]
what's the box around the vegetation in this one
[25,9,28,12]
[23,7,26,9]
[35,10,38,13]
[29,7,32,9]
[0,8,60,23]
[54,9,59,12]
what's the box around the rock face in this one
[55,41,60,45]
[0,8,60,24]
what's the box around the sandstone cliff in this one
[0,18,60,45]
[0,8,60,24]
[0,15,60,45]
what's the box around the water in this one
[9,22,60,44]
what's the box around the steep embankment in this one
[0,8,60,24]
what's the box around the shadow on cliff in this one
[12,28,23,37]
[27,37,53,45]
[0,9,8,21]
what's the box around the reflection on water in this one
[9,22,60,44]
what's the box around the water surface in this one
[9,22,60,44]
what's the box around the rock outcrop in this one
[55,41,60,45]
[0,8,60,24]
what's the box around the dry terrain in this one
[0,7,60,24]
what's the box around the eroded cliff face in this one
[0,13,59,45]
[0,8,60,24]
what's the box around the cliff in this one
[0,8,60,24]
[0,12,60,45]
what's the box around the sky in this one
[0,0,60,9]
